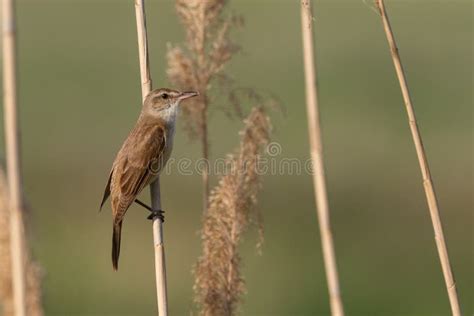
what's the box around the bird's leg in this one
[134,199,165,222]
[134,198,153,212]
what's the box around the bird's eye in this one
[161,93,169,99]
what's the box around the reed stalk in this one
[2,0,28,315]
[133,0,168,314]
[374,1,461,315]
[300,1,344,316]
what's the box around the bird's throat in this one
[159,104,178,142]
[158,103,178,127]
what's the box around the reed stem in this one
[2,0,28,315]
[133,0,168,315]
[300,1,344,316]
[374,1,461,315]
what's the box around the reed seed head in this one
[194,107,271,316]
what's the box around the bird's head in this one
[145,88,199,111]
[143,88,199,122]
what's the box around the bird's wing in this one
[99,169,113,211]
[112,125,166,218]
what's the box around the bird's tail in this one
[112,220,123,271]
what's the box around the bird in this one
[100,88,198,270]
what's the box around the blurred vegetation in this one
[0,0,472,315]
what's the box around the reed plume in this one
[194,107,271,316]
[0,168,43,316]
[168,2,275,314]
[167,0,240,211]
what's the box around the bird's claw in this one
[147,209,165,222]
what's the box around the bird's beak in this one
[178,91,199,101]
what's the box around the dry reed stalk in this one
[133,0,168,314]
[167,0,240,213]
[0,169,43,316]
[1,4,44,314]
[374,1,461,315]
[300,1,345,316]
[194,107,271,316]
[2,0,28,315]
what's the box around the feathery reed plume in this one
[0,169,13,316]
[374,1,461,315]
[300,1,345,315]
[194,107,271,316]
[167,0,241,211]
[0,169,43,316]
[24,262,42,316]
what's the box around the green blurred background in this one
[0,0,472,315]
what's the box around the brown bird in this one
[100,88,198,270]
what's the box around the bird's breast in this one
[158,125,175,172]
